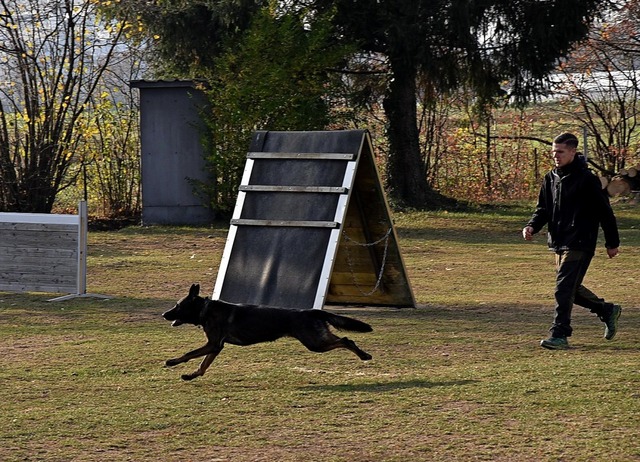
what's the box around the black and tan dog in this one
[163,284,373,381]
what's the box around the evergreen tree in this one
[310,0,604,207]
[112,0,606,208]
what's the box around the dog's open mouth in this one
[171,320,184,327]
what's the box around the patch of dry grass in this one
[0,204,638,461]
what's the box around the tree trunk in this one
[382,59,432,208]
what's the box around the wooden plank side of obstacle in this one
[0,201,111,301]
[213,130,415,309]
[0,210,80,294]
[326,134,414,307]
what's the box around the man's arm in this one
[589,174,620,250]
[525,177,550,238]
[522,226,534,241]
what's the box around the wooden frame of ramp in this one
[213,130,415,309]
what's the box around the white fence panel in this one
[0,201,107,300]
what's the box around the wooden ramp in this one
[213,130,415,309]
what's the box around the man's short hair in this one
[554,133,579,148]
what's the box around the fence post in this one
[77,200,88,296]
[48,200,111,302]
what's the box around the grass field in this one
[1,203,638,461]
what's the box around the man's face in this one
[551,142,577,168]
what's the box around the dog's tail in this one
[311,310,373,333]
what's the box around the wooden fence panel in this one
[0,203,85,295]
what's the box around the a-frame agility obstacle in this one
[213,130,415,309]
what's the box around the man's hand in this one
[522,226,534,241]
[607,247,619,258]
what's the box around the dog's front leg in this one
[165,343,222,368]
[181,350,220,381]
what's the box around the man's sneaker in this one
[603,304,622,340]
[540,336,569,350]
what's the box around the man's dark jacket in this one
[527,155,620,253]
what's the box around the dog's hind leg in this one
[335,337,372,360]
[181,352,219,381]
[299,332,372,361]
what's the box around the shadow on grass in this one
[571,343,640,352]
[300,378,478,393]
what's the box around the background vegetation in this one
[4,1,640,217]
[0,204,638,461]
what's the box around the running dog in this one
[163,284,373,381]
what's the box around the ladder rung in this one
[231,219,339,228]
[247,152,355,160]
[238,185,348,194]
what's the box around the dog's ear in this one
[189,284,200,297]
